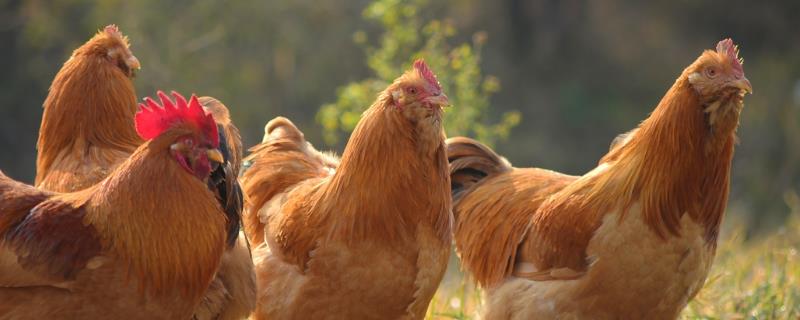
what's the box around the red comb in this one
[716,38,744,77]
[414,59,442,92]
[135,91,219,146]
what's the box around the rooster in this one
[33,26,255,319]
[449,39,752,319]
[0,92,230,319]
[241,60,452,319]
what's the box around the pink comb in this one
[104,25,119,34]
[135,91,219,146]
[716,38,744,77]
[414,59,442,93]
[103,24,122,39]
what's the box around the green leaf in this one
[317,0,519,146]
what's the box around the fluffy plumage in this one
[0,95,229,318]
[450,39,752,319]
[35,25,141,192]
[241,117,339,249]
[243,60,452,319]
[32,25,254,319]
[33,64,255,320]
[449,137,577,287]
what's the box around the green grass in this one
[682,215,800,319]
[426,213,800,319]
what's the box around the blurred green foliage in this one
[317,0,519,145]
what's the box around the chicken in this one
[241,59,452,319]
[194,97,257,320]
[32,25,255,319]
[0,92,229,319]
[449,39,753,319]
[35,24,142,191]
[240,117,339,249]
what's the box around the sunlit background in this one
[0,1,799,317]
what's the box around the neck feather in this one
[85,133,226,300]
[593,77,736,242]
[36,55,141,184]
[532,76,738,272]
[319,95,452,243]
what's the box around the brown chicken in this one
[241,60,452,319]
[449,39,752,319]
[35,24,141,191]
[33,26,255,319]
[0,92,229,319]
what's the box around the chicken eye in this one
[406,87,418,94]
[184,138,194,147]
[704,67,718,78]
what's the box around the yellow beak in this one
[424,93,450,108]
[126,55,141,70]
[206,149,224,164]
[730,77,753,94]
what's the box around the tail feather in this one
[240,117,338,247]
[446,137,511,202]
[446,138,577,287]
[263,117,306,143]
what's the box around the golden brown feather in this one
[245,61,452,319]
[241,116,338,248]
[451,40,751,319]
[36,25,141,192]
[0,122,227,319]
[33,28,254,318]
[448,137,577,287]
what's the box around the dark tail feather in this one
[199,97,246,249]
[208,124,245,249]
[446,137,512,202]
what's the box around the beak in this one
[206,149,224,164]
[730,77,752,94]
[424,93,450,108]
[126,55,141,70]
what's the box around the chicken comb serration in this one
[102,25,124,40]
[135,91,219,146]
[414,59,442,92]
[101,24,131,46]
[104,25,120,36]
[716,38,744,77]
